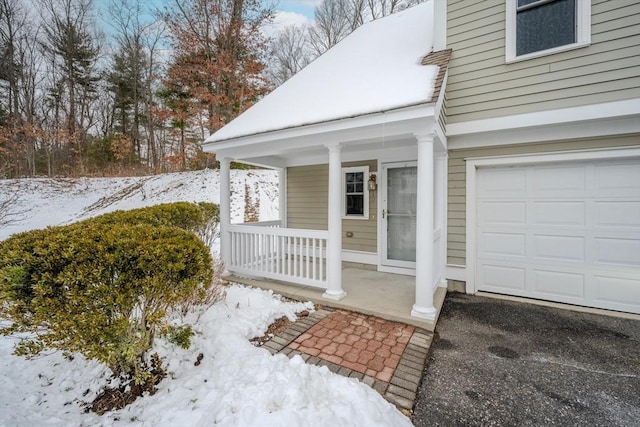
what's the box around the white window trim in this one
[505,0,591,63]
[342,166,370,220]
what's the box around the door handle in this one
[382,209,385,219]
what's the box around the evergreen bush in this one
[84,201,219,248]
[0,221,213,383]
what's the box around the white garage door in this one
[476,158,640,314]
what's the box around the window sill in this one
[342,216,370,221]
[506,41,590,64]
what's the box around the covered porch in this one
[229,267,447,331]
[203,3,451,324]
[215,124,449,323]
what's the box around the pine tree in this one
[106,41,147,163]
[40,0,100,173]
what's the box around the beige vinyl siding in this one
[446,134,640,265]
[287,160,378,253]
[445,0,640,123]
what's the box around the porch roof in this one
[204,1,438,153]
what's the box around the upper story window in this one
[343,166,370,219]
[506,0,591,62]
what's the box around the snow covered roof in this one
[206,1,437,144]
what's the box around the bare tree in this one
[306,0,425,58]
[266,24,313,86]
[0,187,26,227]
[0,0,44,177]
[307,0,353,56]
[0,0,25,122]
[141,21,166,172]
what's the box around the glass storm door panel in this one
[382,162,417,268]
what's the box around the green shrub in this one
[0,222,213,383]
[84,202,219,248]
[163,324,194,349]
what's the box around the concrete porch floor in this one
[228,268,447,331]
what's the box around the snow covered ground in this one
[0,169,279,242]
[0,171,413,426]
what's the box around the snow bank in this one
[0,169,279,241]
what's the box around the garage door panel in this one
[594,201,640,227]
[480,232,526,257]
[531,201,585,226]
[594,237,640,267]
[476,157,640,314]
[478,169,526,194]
[532,269,585,299]
[534,234,585,262]
[480,264,526,291]
[532,165,586,192]
[592,276,640,312]
[594,162,640,193]
[479,201,526,224]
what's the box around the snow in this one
[0,172,413,426]
[0,169,279,242]
[206,1,437,143]
[0,285,413,426]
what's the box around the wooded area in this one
[0,0,424,178]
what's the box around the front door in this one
[382,161,417,268]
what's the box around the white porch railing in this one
[249,220,282,228]
[227,225,328,288]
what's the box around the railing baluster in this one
[311,238,316,280]
[287,236,291,275]
[320,239,324,281]
[231,232,236,267]
[293,236,297,278]
[304,237,309,279]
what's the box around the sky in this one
[277,0,319,20]
[95,0,319,38]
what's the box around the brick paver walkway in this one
[262,307,433,411]
[289,310,415,382]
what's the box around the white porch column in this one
[435,152,448,287]
[412,133,437,319]
[323,143,347,300]
[219,157,232,274]
[278,167,287,227]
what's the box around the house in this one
[204,0,640,320]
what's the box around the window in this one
[506,0,590,62]
[342,166,369,219]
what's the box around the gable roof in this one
[206,1,437,144]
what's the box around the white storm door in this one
[382,162,418,268]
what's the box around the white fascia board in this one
[449,116,640,150]
[447,99,640,150]
[204,104,436,155]
[447,99,640,136]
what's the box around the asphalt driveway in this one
[412,293,640,426]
